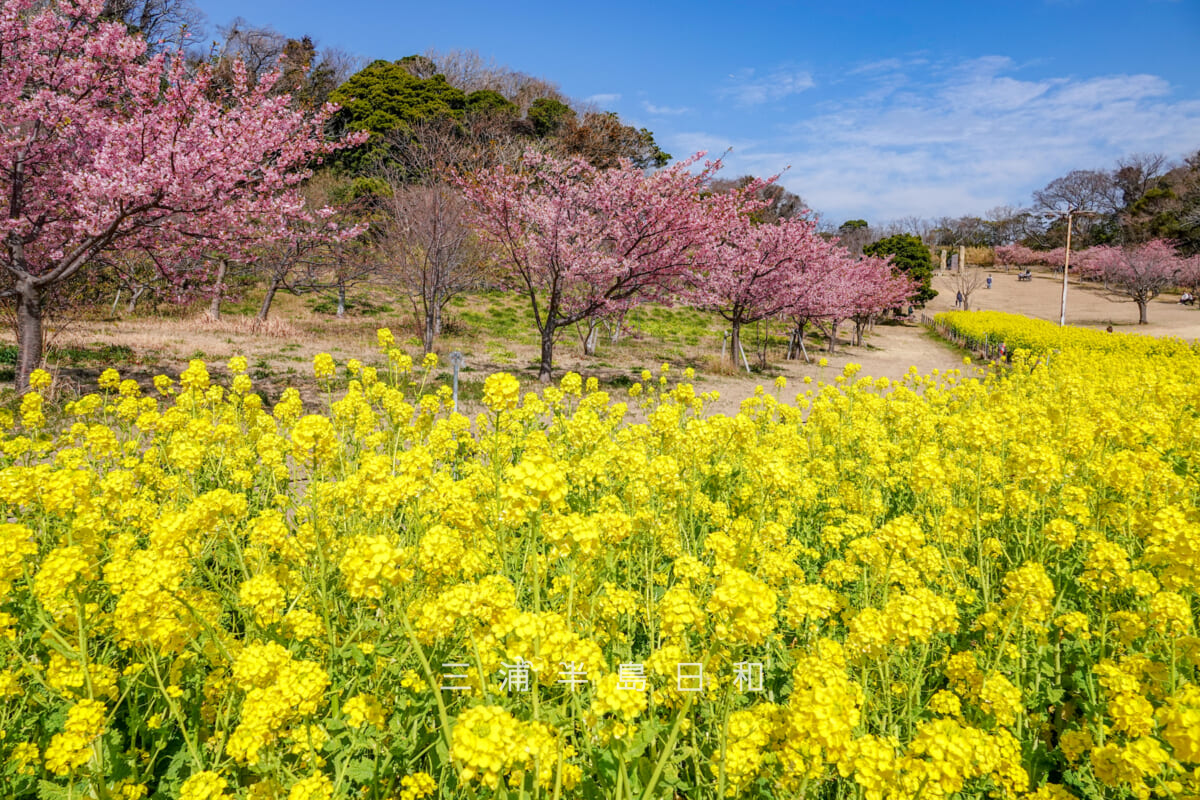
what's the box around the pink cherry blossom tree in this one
[839,254,915,346]
[687,213,825,369]
[460,150,750,381]
[778,241,912,356]
[1176,252,1200,295]
[995,244,1040,267]
[782,241,843,362]
[1072,245,1122,281]
[0,0,365,391]
[1101,239,1189,324]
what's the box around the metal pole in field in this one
[1060,209,1074,326]
[450,351,463,413]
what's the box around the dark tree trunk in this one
[828,320,840,353]
[1137,300,1148,324]
[257,276,281,322]
[730,320,743,369]
[423,308,436,354]
[209,259,228,320]
[15,281,44,394]
[538,322,555,383]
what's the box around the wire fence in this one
[921,314,1009,360]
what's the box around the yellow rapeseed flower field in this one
[1,318,1198,799]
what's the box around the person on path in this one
[986,275,992,290]
[955,290,963,308]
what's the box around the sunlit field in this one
[2,313,1198,799]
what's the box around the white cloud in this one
[701,57,1200,222]
[642,101,691,115]
[717,67,815,106]
[847,58,906,76]
[669,132,759,162]
[585,93,621,106]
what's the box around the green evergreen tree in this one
[863,233,937,306]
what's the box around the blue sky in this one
[192,0,1200,225]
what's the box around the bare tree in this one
[376,121,492,351]
[951,269,987,311]
[389,116,527,184]
[1033,169,1114,245]
[931,215,991,247]
[213,18,287,82]
[102,0,205,55]
[837,220,875,257]
[1113,153,1170,208]
[319,47,367,88]
[555,111,670,170]
[984,205,1035,246]
[885,215,938,245]
[709,176,807,223]
[379,176,488,352]
[421,48,568,114]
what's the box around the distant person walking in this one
[955,290,963,308]
[986,275,992,290]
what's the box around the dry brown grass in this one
[161,314,300,338]
[700,353,741,376]
[964,247,995,267]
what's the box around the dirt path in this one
[691,322,964,416]
[928,267,1200,338]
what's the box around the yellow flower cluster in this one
[43,699,106,775]
[2,320,1200,799]
[450,705,579,790]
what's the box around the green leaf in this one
[344,755,376,783]
[593,748,619,785]
[37,780,78,800]
[626,718,661,759]
[434,736,449,765]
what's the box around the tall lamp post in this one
[1044,208,1098,327]
[1059,208,1077,327]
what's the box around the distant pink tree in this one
[1177,253,1200,294]
[995,244,1040,267]
[0,0,364,391]
[1072,245,1122,281]
[812,249,913,352]
[460,150,750,381]
[841,255,915,346]
[1101,240,1190,324]
[995,242,1123,282]
[687,213,825,369]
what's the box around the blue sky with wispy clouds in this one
[193,0,1200,225]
